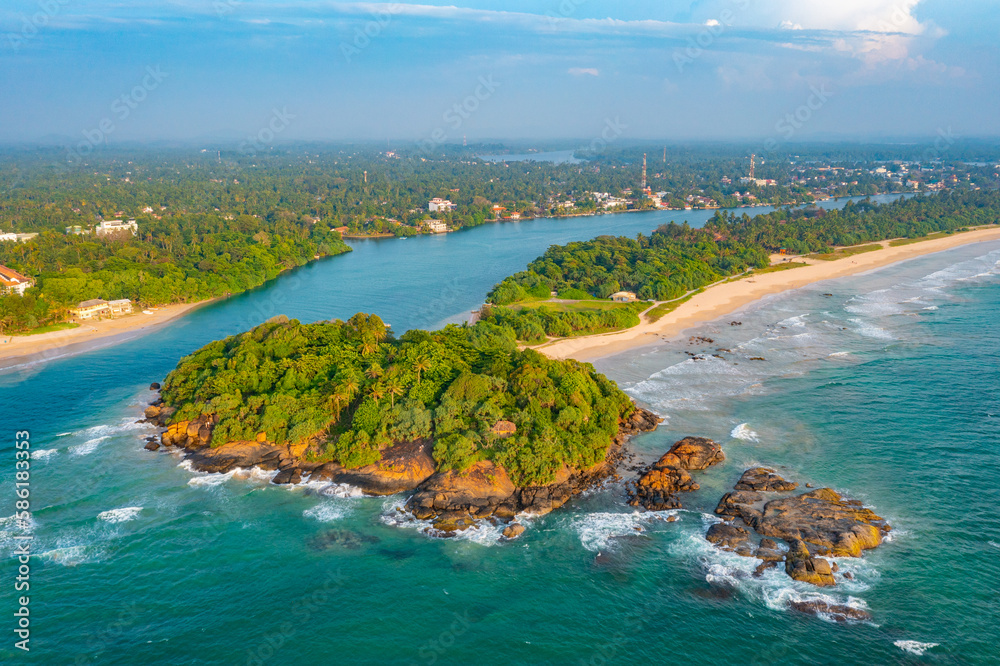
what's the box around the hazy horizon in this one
[2,0,999,146]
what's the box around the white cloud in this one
[569,67,599,77]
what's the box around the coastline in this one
[536,226,1000,362]
[0,300,212,370]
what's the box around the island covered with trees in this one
[147,313,661,534]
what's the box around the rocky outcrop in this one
[714,490,765,528]
[757,488,890,557]
[147,388,661,537]
[627,436,724,510]
[734,467,798,492]
[706,469,891,591]
[310,439,436,495]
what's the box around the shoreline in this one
[536,226,1000,363]
[0,300,212,371]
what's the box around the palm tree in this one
[385,379,404,408]
[360,337,378,357]
[365,362,383,380]
[412,355,431,384]
[369,384,385,405]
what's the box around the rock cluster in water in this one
[143,393,662,538]
[626,436,725,510]
[709,465,891,615]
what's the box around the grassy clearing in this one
[514,299,651,314]
[806,243,883,261]
[646,291,700,323]
[753,261,810,274]
[22,322,80,336]
[888,230,959,247]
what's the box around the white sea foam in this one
[894,640,938,656]
[38,544,102,567]
[730,423,759,442]
[667,518,876,622]
[0,513,36,557]
[847,318,894,340]
[828,351,851,357]
[31,448,58,460]
[303,502,350,523]
[97,507,143,523]
[988,540,1000,550]
[571,510,676,552]
[70,436,109,456]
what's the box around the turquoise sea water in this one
[4,195,998,664]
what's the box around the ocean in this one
[2,196,997,664]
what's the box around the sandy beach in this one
[537,226,1000,362]
[0,300,212,370]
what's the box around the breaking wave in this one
[97,507,143,523]
[730,423,759,442]
[894,640,938,656]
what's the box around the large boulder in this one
[184,441,282,474]
[406,461,518,520]
[758,488,890,557]
[784,540,836,587]
[657,436,725,470]
[734,467,798,492]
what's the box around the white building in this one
[425,220,449,233]
[428,198,457,212]
[95,219,138,236]
[0,231,16,242]
[0,265,35,296]
[108,299,134,316]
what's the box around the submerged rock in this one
[502,523,526,539]
[308,529,379,551]
[788,599,872,623]
[705,522,753,556]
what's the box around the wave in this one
[379,497,527,546]
[30,448,58,460]
[571,510,677,553]
[894,640,938,656]
[70,436,109,456]
[180,461,277,487]
[38,543,103,567]
[97,507,143,524]
[989,541,1000,550]
[730,423,759,442]
[303,502,351,523]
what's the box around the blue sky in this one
[1,0,997,144]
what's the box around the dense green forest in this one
[488,190,1000,304]
[0,214,348,333]
[161,313,634,486]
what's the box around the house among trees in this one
[73,299,111,320]
[0,265,34,296]
[72,298,134,320]
[490,420,517,437]
[108,299,134,316]
[610,291,637,303]
[95,219,138,236]
[428,198,456,212]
